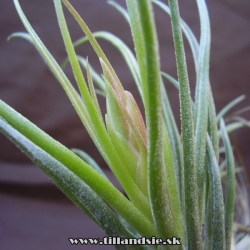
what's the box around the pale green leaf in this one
[8,31,32,43]
[161,72,179,90]
[73,31,142,99]
[0,118,150,250]
[205,135,225,250]
[168,0,200,248]
[152,0,199,71]
[193,0,211,220]
[127,0,169,239]
[61,0,124,93]
[161,82,184,215]
[52,0,152,218]
[0,99,156,238]
[71,148,108,180]
[108,0,130,25]
[75,56,105,93]
[220,119,235,250]
[217,95,245,122]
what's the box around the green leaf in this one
[13,0,150,219]
[207,92,219,161]
[217,95,245,122]
[152,0,199,71]
[161,81,184,214]
[108,0,130,25]
[8,31,32,43]
[160,76,183,203]
[0,118,150,250]
[59,0,152,217]
[217,120,250,137]
[127,0,172,240]
[75,56,106,94]
[85,59,104,121]
[61,0,124,93]
[168,0,201,248]
[0,99,156,238]
[193,0,211,221]
[73,31,142,99]
[71,148,108,180]
[162,122,185,242]
[161,72,179,90]
[205,135,226,250]
[12,0,94,147]
[53,0,107,147]
[220,119,235,250]
[154,0,218,165]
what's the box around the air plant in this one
[0,0,249,249]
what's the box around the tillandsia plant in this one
[1,0,250,249]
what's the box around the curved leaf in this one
[58,0,151,216]
[0,117,150,250]
[168,0,200,248]
[73,31,142,99]
[220,119,235,250]
[13,0,151,219]
[127,0,166,239]
[217,95,245,122]
[193,0,211,220]
[71,148,108,180]
[152,0,199,71]
[205,135,225,250]
[0,99,156,238]
[108,0,130,25]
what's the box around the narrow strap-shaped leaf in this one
[12,0,95,150]
[162,122,185,243]
[217,121,250,137]
[160,75,184,202]
[54,0,93,113]
[61,0,124,94]
[53,0,108,158]
[13,0,150,218]
[161,82,184,214]
[85,59,104,121]
[152,0,217,163]
[73,31,142,100]
[205,135,226,250]
[220,119,235,250]
[0,118,150,250]
[154,0,218,163]
[76,56,106,93]
[56,1,152,213]
[8,31,32,43]
[217,95,245,122]
[71,148,108,180]
[0,99,156,238]
[233,105,250,116]
[207,91,219,161]
[161,72,179,90]
[152,0,199,71]
[168,0,201,248]
[194,0,210,221]
[125,0,147,107]
[108,0,130,25]
[9,33,106,96]
[127,0,175,240]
